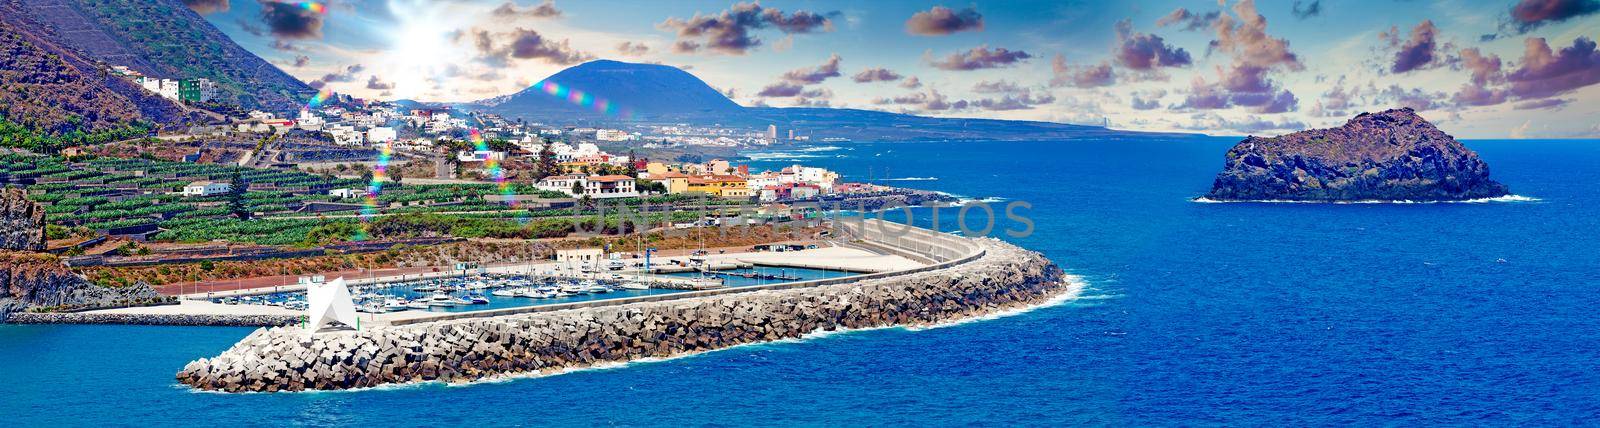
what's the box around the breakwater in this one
[176,231,1075,392]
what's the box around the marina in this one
[206,266,863,315]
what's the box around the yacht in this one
[619,282,650,291]
[583,280,610,294]
[559,282,587,295]
[405,300,429,310]
[466,293,490,305]
[412,284,439,292]
[491,288,520,297]
[424,293,459,306]
[383,298,409,312]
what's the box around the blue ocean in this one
[4,137,1599,425]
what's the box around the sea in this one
[4,137,1599,426]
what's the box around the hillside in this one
[0,2,190,151]
[12,0,312,111]
[478,60,744,120]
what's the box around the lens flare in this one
[299,2,327,14]
[470,129,529,224]
[360,141,394,229]
[535,80,630,119]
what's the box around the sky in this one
[183,0,1600,138]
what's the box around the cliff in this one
[0,187,45,252]
[0,251,163,316]
[1206,108,1510,201]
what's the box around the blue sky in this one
[189,0,1600,138]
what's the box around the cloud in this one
[756,82,804,97]
[182,0,229,14]
[308,64,364,89]
[260,0,326,40]
[1505,36,1600,99]
[852,67,903,83]
[1509,0,1599,33]
[928,45,1032,71]
[1177,112,1307,134]
[1050,55,1115,88]
[1374,84,1447,111]
[905,6,984,36]
[899,76,923,89]
[270,40,301,52]
[492,0,561,19]
[1113,19,1192,71]
[473,28,594,66]
[672,40,702,53]
[658,2,837,55]
[1513,97,1570,109]
[963,91,1057,111]
[1457,47,1505,86]
[292,55,309,67]
[1383,20,1443,73]
[1156,8,1218,31]
[366,75,394,91]
[1178,0,1303,114]
[781,54,842,84]
[616,41,650,56]
[873,89,955,111]
[1291,0,1322,19]
[1131,96,1161,110]
[972,80,1023,94]
[1309,78,1360,116]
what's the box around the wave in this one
[744,152,828,160]
[1192,194,1541,204]
[873,177,939,182]
[206,275,1091,394]
[797,146,844,152]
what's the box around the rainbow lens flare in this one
[299,2,327,14]
[360,141,394,228]
[536,80,631,119]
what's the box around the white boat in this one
[424,293,458,306]
[467,294,490,305]
[405,300,429,310]
[383,298,409,312]
[491,288,520,297]
[413,285,439,292]
[619,282,650,290]
[516,288,545,298]
[357,301,388,313]
[559,283,586,294]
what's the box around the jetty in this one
[174,220,1077,392]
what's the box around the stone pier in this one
[177,223,1075,392]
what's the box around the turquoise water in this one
[3,138,1599,425]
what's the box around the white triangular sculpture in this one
[305,277,359,334]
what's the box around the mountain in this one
[479,60,741,120]
[1205,108,1510,202]
[9,0,312,111]
[0,1,192,150]
[476,60,1183,141]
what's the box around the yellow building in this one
[686,175,750,198]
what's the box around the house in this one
[687,175,750,199]
[182,181,231,197]
[535,174,638,199]
[328,188,364,199]
[584,175,638,199]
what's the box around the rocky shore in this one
[177,237,1074,392]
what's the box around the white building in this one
[157,79,180,100]
[366,127,397,143]
[535,174,638,199]
[296,110,324,131]
[328,188,363,199]
[595,129,633,141]
[182,181,231,197]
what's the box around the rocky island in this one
[1205,108,1510,202]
